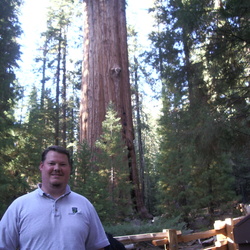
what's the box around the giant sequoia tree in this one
[80,0,150,218]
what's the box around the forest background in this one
[0,0,249,233]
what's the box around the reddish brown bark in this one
[80,0,151,218]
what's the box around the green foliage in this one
[71,104,133,223]
[0,0,24,218]
[1,0,249,229]
[127,27,160,216]
[94,103,132,222]
[0,0,22,119]
[156,108,195,219]
[103,216,186,236]
[12,87,57,188]
[70,140,93,191]
[0,0,22,149]
[0,166,29,218]
[147,0,249,222]
[1,0,82,215]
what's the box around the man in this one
[0,145,110,250]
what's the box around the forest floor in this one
[114,210,243,250]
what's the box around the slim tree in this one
[80,0,150,218]
[0,0,23,216]
[36,0,80,147]
[0,0,22,145]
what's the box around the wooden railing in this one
[114,216,244,249]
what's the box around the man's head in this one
[39,145,72,196]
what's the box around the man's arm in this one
[0,206,19,250]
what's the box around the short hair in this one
[41,145,72,166]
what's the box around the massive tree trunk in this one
[80,0,151,218]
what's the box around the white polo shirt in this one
[0,185,109,250]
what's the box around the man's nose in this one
[54,164,60,171]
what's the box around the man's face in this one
[39,150,71,190]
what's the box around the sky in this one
[18,0,154,74]
[17,0,160,115]
[127,0,154,44]
[19,0,155,46]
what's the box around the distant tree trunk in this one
[134,57,145,202]
[55,28,62,145]
[62,32,67,148]
[41,39,48,109]
[80,0,151,218]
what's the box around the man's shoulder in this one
[12,189,38,203]
[68,191,93,205]
[69,191,87,199]
[3,189,38,213]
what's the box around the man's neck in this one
[41,184,67,199]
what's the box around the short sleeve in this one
[0,201,20,250]
[85,204,109,250]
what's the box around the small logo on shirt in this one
[68,207,81,215]
[72,207,78,214]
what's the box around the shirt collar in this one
[37,183,71,199]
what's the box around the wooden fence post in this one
[214,218,237,250]
[225,218,237,250]
[214,219,227,248]
[166,229,178,250]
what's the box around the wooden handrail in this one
[114,231,181,244]
[152,228,226,246]
[178,229,225,243]
[114,216,244,249]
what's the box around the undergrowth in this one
[103,216,187,236]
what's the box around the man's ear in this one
[39,162,43,171]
